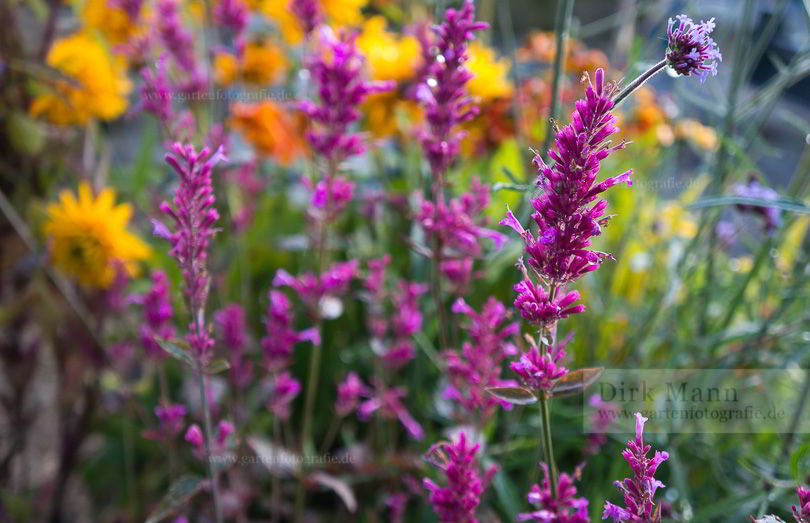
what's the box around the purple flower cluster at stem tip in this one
[666,15,722,84]
[156,143,226,362]
[794,486,810,523]
[416,0,489,176]
[518,464,589,523]
[732,177,782,232]
[603,413,669,522]
[423,432,496,523]
[297,27,394,163]
[138,270,175,360]
[501,68,632,324]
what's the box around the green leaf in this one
[485,386,537,405]
[154,337,195,367]
[689,196,810,214]
[203,358,231,374]
[144,474,205,523]
[791,438,810,484]
[246,436,300,476]
[549,367,604,398]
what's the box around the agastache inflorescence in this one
[416,0,488,176]
[297,27,394,164]
[666,15,722,83]
[603,413,669,522]
[423,432,496,523]
[501,68,632,325]
[156,143,226,362]
[794,486,810,523]
[519,464,590,522]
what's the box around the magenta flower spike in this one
[500,68,632,324]
[139,270,175,359]
[666,15,722,83]
[417,0,489,176]
[215,303,247,353]
[423,432,495,523]
[156,0,197,72]
[335,372,371,416]
[268,371,302,420]
[214,0,248,34]
[297,26,394,164]
[157,143,226,361]
[290,0,322,37]
[138,55,173,123]
[510,337,569,392]
[261,290,319,370]
[519,464,589,523]
[154,403,187,437]
[794,486,810,523]
[184,424,204,448]
[603,413,669,522]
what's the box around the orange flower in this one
[215,41,287,86]
[229,101,307,164]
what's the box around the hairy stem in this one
[611,59,667,108]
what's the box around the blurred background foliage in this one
[1,0,810,521]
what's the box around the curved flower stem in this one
[541,0,575,161]
[612,59,667,108]
[197,368,224,523]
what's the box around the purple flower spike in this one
[732,177,782,232]
[666,15,721,83]
[423,432,496,523]
[505,68,632,285]
[519,464,589,523]
[157,0,197,72]
[297,26,394,164]
[158,143,226,361]
[268,371,301,420]
[603,413,669,522]
[138,55,173,123]
[184,424,204,448]
[215,304,247,353]
[418,0,489,175]
[794,486,810,523]
[139,270,175,360]
[262,290,318,370]
[336,372,371,416]
[290,0,322,37]
[513,279,585,325]
[214,0,248,34]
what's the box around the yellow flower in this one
[229,101,308,164]
[44,182,150,288]
[675,118,718,150]
[364,92,423,138]
[82,0,142,45]
[215,41,287,86]
[260,0,368,45]
[466,41,512,102]
[356,16,421,82]
[31,33,132,125]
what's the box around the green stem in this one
[541,0,575,160]
[198,370,224,523]
[539,391,557,498]
[611,59,668,108]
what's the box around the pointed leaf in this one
[246,436,300,476]
[154,337,195,367]
[549,367,604,398]
[203,358,231,374]
[309,472,357,513]
[485,386,537,405]
[144,474,205,523]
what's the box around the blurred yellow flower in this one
[356,16,421,82]
[261,0,368,45]
[215,41,287,85]
[31,33,131,125]
[466,41,512,102]
[44,182,150,288]
[82,0,142,45]
[364,92,422,138]
[229,101,308,165]
[675,118,718,150]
